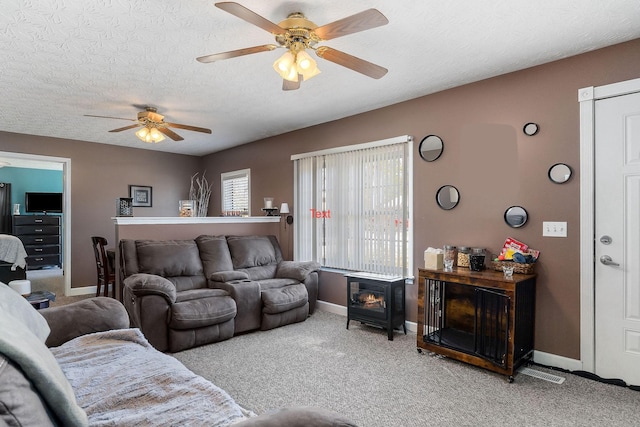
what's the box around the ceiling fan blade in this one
[84,114,136,121]
[158,127,184,141]
[316,46,388,79]
[108,124,143,132]
[282,75,301,91]
[215,2,286,35]
[314,9,388,41]
[197,44,277,63]
[165,122,212,134]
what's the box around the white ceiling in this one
[1,1,639,156]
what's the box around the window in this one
[292,136,413,277]
[221,169,250,216]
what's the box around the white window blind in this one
[221,169,250,216]
[293,136,412,277]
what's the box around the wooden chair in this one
[91,236,115,298]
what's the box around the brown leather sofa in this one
[120,235,320,352]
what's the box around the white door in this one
[594,90,640,386]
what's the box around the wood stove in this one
[345,273,406,340]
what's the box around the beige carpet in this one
[172,310,638,427]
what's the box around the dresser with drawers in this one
[13,215,62,270]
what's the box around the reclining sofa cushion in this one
[170,292,237,330]
[258,277,299,290]
[196,235,234,277]
[227,235,282,280]
[136,240,204,291]
[228,235,278,269]
[261,283,308,314]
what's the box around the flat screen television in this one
[25,192,63,213]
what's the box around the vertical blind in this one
[293,136,412,277]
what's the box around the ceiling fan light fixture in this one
[296,50,313,70]
[136,126,165,143]
[274,51,295,75]
[273,49,320,82]
[300,64,320,81]
[135,127,149,140]
[149,127,165,142]
[296,50,320,81]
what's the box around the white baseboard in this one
[65,286,97,297]
[533,350,584,372]
[316,301,418,333]
[317,300,347,316]
[317,301,584,372]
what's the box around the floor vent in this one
[519,367,566,384]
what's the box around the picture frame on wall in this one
[129,185,152,207]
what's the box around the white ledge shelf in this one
[112,216,281,225]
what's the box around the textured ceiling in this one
[1,1,639,156]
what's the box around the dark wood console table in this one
[417,268,536,382]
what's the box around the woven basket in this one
[491,261,535,275]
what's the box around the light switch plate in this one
[543,221,567,237]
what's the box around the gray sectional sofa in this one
[0,283,356,426]
[120,235,320,352]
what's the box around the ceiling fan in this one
[197,2,389,90]
[85,106,212,143]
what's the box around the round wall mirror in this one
[419,135,444,162]
[523,122,539,136]
[436,185,460,210]
[548,163,572,184]
[504,206,528,228]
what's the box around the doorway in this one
[0,151,71,295]
[579,77,640,386]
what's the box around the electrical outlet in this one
[543,221,567,237]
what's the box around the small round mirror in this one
[436,185,459,210]
[419,135,444,162]
[548,163,572,184]
[523,122,539,136]
[504,206,528,228]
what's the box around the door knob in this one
[600,255,620,266]
[600,235,612,245]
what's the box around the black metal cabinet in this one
[417,268,536,381]
[346,273,406,340]
[13,215,62,269]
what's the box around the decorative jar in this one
[469,248,486,271]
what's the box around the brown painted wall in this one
[201,39,640,359]
[0,132,202,289]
